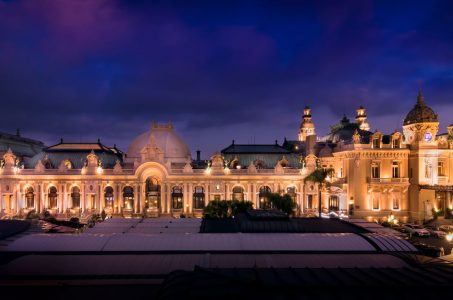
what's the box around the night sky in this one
[0,0,452,158]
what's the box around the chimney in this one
[196,150,201,161]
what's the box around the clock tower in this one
[403,90,440,221]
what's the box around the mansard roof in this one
[26,140,123,169]
[319,116,373,144]
[221,141,291,154]
[0,131,45,158]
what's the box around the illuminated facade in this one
[0,91,452,221]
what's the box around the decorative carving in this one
[34,160,45,173]
[183,162,193,173]
[247,161,257,174]
[274,161,284,174]
[113,160,123,174]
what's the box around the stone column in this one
[114,183,119,214]
[133,183,139,213]
[81,183,86,212]
[166,183,172,213]
[98,184,103,212]
[188,182,193,213]
[140,182,145,213]
[63,184,68,212]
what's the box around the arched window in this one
[104,186,114,207]
[232,186,244,201]
[25,187,34,208]
[172,186,183,209]
[259,186,272,209]
[48,186,58,209]
[123,186,134,210]
[329,195,339,211]
[286,186,296,203]
[193,186,205,209]
[146,177,161,209]
[71,186,80,208]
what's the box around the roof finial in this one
[417,88,425,105]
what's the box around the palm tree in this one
[304,168,335,218]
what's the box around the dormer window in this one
[392,138,400,148]
[372,138,380,149]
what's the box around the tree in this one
[267,193,296,215]
[304,168,335,218]
[203,200,254,219]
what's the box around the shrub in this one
[268,193,296,215]
[230,200,253,216]
[203,200,229,219]
[202,200,254,219]
[446,208,453,219]
[26,209,39,220]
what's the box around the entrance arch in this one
[145,177,161,211]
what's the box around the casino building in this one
[0,91,452,221]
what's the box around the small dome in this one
[127,123,190,163]
[404,91,438,125]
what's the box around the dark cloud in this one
[0,0,452,157]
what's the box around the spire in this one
[417,89,425,105]
[298,105,316,141]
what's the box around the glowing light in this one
[96,166,103,175]
[446,233,453,243]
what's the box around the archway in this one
[48,186,58,209]
[104,186,114,208]
[71,186,81,208]
[232,186,245,201]
[25,187,34,208]
[146,177,161,210]
[123,186,134,211]
[259,186,272,209]
[172,186,183,210]
[193,186,205,209]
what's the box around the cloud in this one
[0,0,452,156]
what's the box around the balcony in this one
[367,177,409,184]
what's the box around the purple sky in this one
[0,0,452,158]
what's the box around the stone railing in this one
[367,177,409,184]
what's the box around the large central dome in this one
[127,123,191,163]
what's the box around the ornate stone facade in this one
[0,92,451,222]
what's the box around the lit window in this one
[438,161,445,176]
[392,139,400,148]
[372,138,380,149]
[392,161,400,178]
[372,194,380,210]
[393,196,400,210]
[371,163,380,179]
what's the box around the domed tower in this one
[403,90,439,147]
[403,90,440,222]
[355,106,370,131]
[298,106,316,142]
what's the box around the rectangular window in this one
[371,163,380,179]
[393,195,400,210]
[392,161,400,178]
[339,167,343,178]
[307,195,313,209]
[392,139,400,148]
[438,161,445,176]
[372,138,380,148]
[372,194,380,210]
